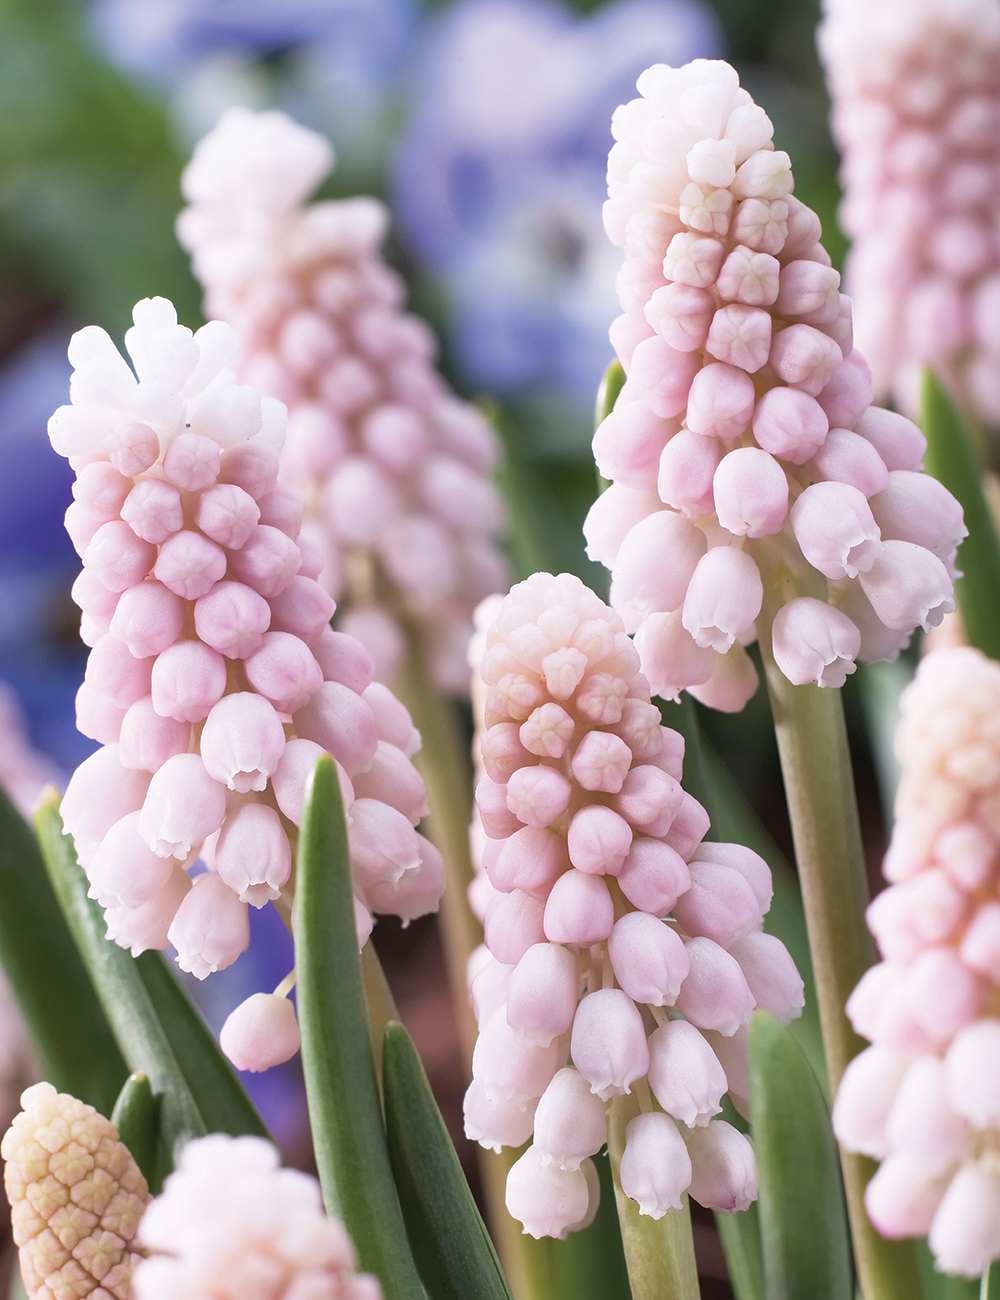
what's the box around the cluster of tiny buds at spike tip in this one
[133,1134,383,1299]
[587,57,963,711]
[819,0,1000,423]
[2,1082,149,1300]
[834,647,1000,1279]
[462,572,804,1236]
[177,107,510,693]
[48,296,443,1072]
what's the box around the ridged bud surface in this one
[589,58,962,709]
[463,573,799,1233]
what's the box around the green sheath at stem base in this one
[607,1093,700,1300]
[757,626,922,1300]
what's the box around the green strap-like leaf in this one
[750,1011,852,1300]
[294,755,426,1300]
[382,1020,514,1300]
[0,786,126,1113]
[34,792,205,1186]
[920,369,1000,661]
[110,1071,158,1184]
[134,950,270,1140]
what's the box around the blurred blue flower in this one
[90,0,415,85]
[89,0,417,164]
[394,0,721,411]
[0,332,91,773]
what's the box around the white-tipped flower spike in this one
[463,573,803,1234]
[836,646,1000,1277]
[819,0,1000,423]
[590,58,962,709]
[178,108,509,692]
[2,1082,149,1300]
[134,1133,383,1299]
[51,297,442,1062]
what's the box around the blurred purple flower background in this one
[394,0,720,412]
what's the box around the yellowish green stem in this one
[607,1093,700,1300]
[754,559,923,1300]
[393,628,557,1299]
[394,628,482,1067]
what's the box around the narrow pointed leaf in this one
[295,756,425,1300]
[750,1011,852,1300]
[920,368,1000,661]
[110,1072,158,1184]
[0,786,126,1113]
[134,950,270,1140]
[383,1020,513,1300]
[34,792,204,1185]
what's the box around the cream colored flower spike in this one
[1,1081,149,1300]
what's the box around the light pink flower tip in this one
[179,108,508,698]
[599,57,960,707]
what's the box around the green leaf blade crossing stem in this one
[294,755,426,1300]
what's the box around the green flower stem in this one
[394,627,481,1067]
[755,577,922,1300]
[607,1093,700,1300]
[394,632,571,1300]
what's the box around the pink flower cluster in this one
[588,58,963,710]
[464,572,803,1237]
[819,0,1000,422]
[134,1134,382,1300]
[834,648,1000,1277]
[49,297,442,1042]
[177,108,509,692]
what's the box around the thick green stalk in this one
[607,1093,700,1300]
[394,631,573,1299]
[394,628,481,1068]
[755,596,922,1300]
